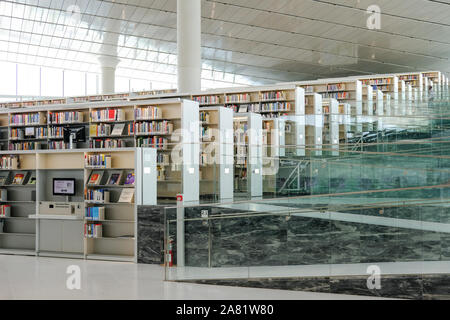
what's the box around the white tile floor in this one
[0,255,386,300]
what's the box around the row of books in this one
[0,204,11,217]
[135,106,162,120]
[0,155,19,169]
[9,113,45,126]
[8,142,40,150]
[260,102,291,112]
[88,123,128,137]
[48,141,68,149]
[361,79,392,85]
[84,223,102,238]
[135,121,173,135]
[157,167,166,181]
[85,207,105,221]
[327,84,346,91]
[194,96,221,104]
[85,154,112,168]
[136,137,168,149]
[199,111,210,123]
[10,127,47,140]
[49,126,64,138]
[157,153,170,166]
[261,91,286,101]
[90,109,125,122]
[226,93,251,103]
[89,139,127,149]
[322,92,349,99]
[85,189,110,202]
[48,111,84,124]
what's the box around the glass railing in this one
[161,92,450,298]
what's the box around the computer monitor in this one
[63,126,86,149]
[53,178,76,196]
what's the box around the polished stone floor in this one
[0,255,385,300]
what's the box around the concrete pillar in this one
[98,56,120,94]
[177,0,201,93]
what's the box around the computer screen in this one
[53,178,76,196]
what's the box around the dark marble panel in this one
[329,221,361,264]
[184,274,450,299]
[422,274,450,300]
[137,206,165,264]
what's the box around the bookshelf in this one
[359,76,399,101]
[199,107,233,202]
[305,93,323,156]
[0,148,155,262]
[0,152,36,256]
[8,111,47,151]
[262,117,285,194]
[398,73,423,93]
[301,80,362,104]
[338,103,351,142]
[362,85,374,132]
[0,114,9,151]
[84,150,136,261]
[322,98,339,156]
[233,113,263,199]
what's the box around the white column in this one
[98,56,120,94]
[177,0,201,93]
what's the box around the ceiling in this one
[0,0,449,88]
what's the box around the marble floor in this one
[0,255,387,300]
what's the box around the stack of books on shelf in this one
[201,126,212,141]
[157,167,166,181]
[9,113,45,126]
[89,139,127,149]
[85,207,105,221]
[135,106,161,120]
[90,109,125,122]
[135,121,173,135]
[261,91,286,101]
[84,223,102,238]
[199,112,210,124]
[322,92,349,99]
[85,189,110,203]
[49,127,64,138]
[0,155,18,169]
[327,84,346,91]
[157,153,170,166]
[90,124,112,137]
[260,102,291,112]
[49,141,68,149]
[9,142,40,150]
[136,137,167,149]
[48,111,83,124]
[85,154,112,168]
[226,93,251,103]
[0,204,11,217]
[193,95,221,105]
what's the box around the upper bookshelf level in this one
[0,89,176,109]
[0,99,197,152]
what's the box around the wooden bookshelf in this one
[0,152,36,254]
[0,148,153,262]
[199,107,233,202]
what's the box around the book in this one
[118,188,134,203]
[0,177,6,186]
[124,172,135,185]
[111,123,125,136]
[27,176,36,185]
[107,172,122,185]
[0,189,7,201]
[12,173,25,185]
[87,171,104,185]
